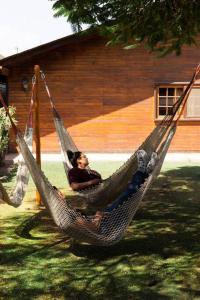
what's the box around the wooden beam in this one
[34,65,42,206]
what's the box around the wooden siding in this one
[6,37,200,152]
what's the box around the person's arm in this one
[89,170,102,179]
[70,178,101,191]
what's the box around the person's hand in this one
[90,178,101,185]
[92,211,104,228]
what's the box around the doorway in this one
[0,75,8,106]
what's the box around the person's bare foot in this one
[74,216,99,232]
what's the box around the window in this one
[156,86,183,118]
[185,88,200,118]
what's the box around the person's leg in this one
[92,149,149,226]
[105,171,147,212]
[137,149,148,173]
[146,152,158,174]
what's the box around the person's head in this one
[67,150,89,168]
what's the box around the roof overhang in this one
[0,30,101,68]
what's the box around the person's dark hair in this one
[67,150,82,167]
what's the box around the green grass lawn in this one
[1,160,200,299]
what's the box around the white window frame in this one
[155,85,184,120]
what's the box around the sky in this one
[0,0,73,57]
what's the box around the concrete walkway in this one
[5,152,200,163]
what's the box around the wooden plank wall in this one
[7,37,200,152]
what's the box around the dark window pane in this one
[159,97,166,106]
[168,88,175,96]
[159,88,166,96]
[176,88,183,97]
[159,107,167,115]
[168,107,174,115]
[168,97,174,106]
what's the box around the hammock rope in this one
[0,79,35,207]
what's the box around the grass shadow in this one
[1,164,200,299]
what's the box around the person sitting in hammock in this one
[73,149,158,231]
[67,150,102,191]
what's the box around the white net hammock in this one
[14,122,175,246]
[0,127,33,207]
[0,89,34,207]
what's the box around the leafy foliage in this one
[50,0,200,55]
[0,106,16,162]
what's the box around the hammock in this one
[0,85,34,207]
[1,65,199,245]
[6,106,175,245]
[39,66,199,213]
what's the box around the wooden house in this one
[1,32,200,153]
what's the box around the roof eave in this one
[0,30,100,68]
